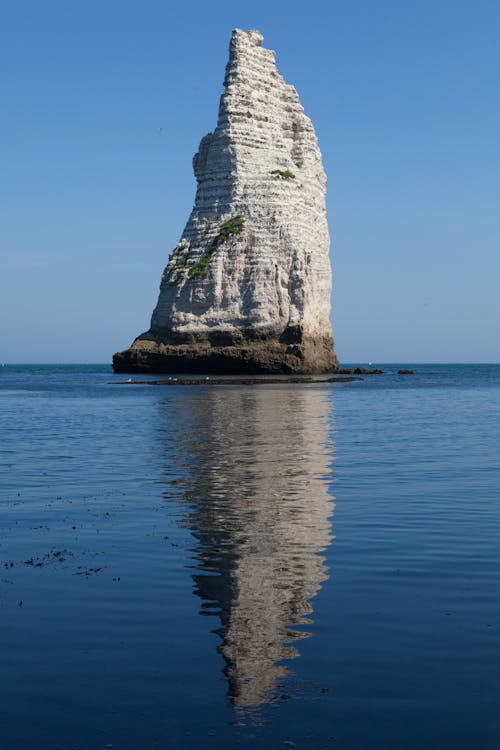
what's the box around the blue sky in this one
[1,0,498,363]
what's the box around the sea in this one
[1,363,499,749]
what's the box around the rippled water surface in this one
[1,364,499,749]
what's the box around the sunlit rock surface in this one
[113,29,337,374]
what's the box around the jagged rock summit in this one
[113,29,338,374]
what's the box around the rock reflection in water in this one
[160,386,335,714]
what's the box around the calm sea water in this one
[1,364,499,749]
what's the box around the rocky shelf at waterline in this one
[111,376,362,387]
[113,28,337,375]
[336,367,384,375]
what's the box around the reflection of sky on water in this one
[159,386,335,714]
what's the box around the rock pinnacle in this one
[113,29,338,374]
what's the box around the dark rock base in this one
[112,337,338,375]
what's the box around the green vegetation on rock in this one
[169,216,246,282]
[172,242,188,257]
[271,169,296,180]
[208,215,245,252]
[168,244,190,282]
[187,256,211,279]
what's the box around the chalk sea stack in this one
[113,29,338,374]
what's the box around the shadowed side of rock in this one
[113,332,337,375]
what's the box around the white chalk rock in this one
[114,29,337,374]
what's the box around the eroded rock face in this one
[113,28,337,374]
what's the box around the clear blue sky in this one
[1,0,498,363]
